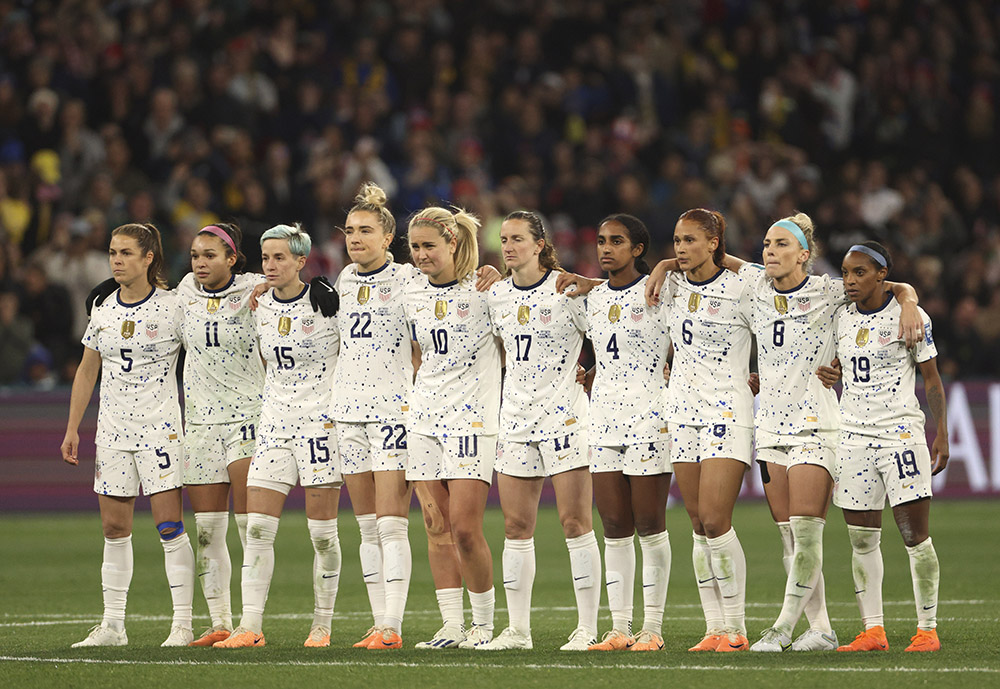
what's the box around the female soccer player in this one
[61,223,195,648]
[214,224,343,649]
[177,223,265,647]
[833,241,948,653]
[404,206,503,649]
[333,184,419,650]
[478,211,602,652]
[659,209,754,652]
[580,214,672,653]
[646,215,922,652]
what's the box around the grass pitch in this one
[1,500,998,688]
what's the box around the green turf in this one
[1,501,998,688]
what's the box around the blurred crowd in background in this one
[1,0,999,386]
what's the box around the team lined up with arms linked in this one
[60,182,949,654]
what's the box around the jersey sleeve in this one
[912,308,937,363]
[82,309,101,351]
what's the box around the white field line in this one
[0,656,998,674]
[2,615,995,629]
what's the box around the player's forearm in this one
[65,368,98,433]
[720,253,745,273]
[887,281,918,305]
[925,378,948,435]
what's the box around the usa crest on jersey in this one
[378,284,392,302]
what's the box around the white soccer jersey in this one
[81,288,184,450]
[836,295,937,446]
[255,285,340,437]
[177,272,264,425]
[331,261,420,422]
[664,268,754,427]
[488,270,589,442]
[587,275,671,445]
[403,276,502,437]
[740,264,844,442]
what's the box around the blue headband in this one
[847,244,888,268]
[769,220,809,250]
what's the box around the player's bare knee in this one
[451,523,480,553]
[600,516,633,539]
[700,516,730,539]
[503,514,534,540]
[559,514,589,539]
[420,499,448,538]
[634,519,665,538]
[102,523,131,539]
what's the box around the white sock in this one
[234,513,248,551]
[847,525,884,628]
[194,511,233,630]
[357,513,385,626]
[566,531,601,636]
[469,588,495,632]
[906,537,939,630]
[603,535,635,634]
[692,533,725,633]
[161,530,195,629]
[101,535,133,632]
[707,527,747,635]
[239,513,279,633]
[377,515,411,633]
[501,538,535,634]
[436,587,464,629]
[774,517,825,636]
[308,518,341,629]
[638,531,671,636]
[779,520,832,633]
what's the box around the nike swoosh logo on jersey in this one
[159,472,174,480]
[416,307,427,312]
[556,453,571,461]
[501,312,511,319]
[640,456,653,462]
[188,300,198,305]
[387,453,400,458]
[457,462,474,468]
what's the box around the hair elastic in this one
[200,225,238,255]
[770,220,809,250]
[847,244,888,268]
[415,216,455,239]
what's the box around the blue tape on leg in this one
[156,520,185,541]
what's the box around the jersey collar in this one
[429,278,459,288]
[274,283,309,303]
[857,292,894,315]
[774,274,809,294]
[608,273,644,291]
[200,274,236,294]
[358,260,390,277]
[117,286,156,307]
[686,267,725,286]
[512,269,552,291]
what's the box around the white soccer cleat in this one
[750,627,792,652]
[560,626,597,651]
[457,624,493,649]
[477,626,532,651]
[791,628,839,651]
[414,624,465,650]
[72,623,127,648]
[161,625,195,647]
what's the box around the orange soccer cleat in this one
[354,626,380,648]
[715,632,749,652]
[688,630,724,652]
[905,628,940,652]
[837,626,889,652]
[368,628,402,650]
[189,627,231,647]
[629,630,664,651]
[213,627,265,648]
[588,629,635,651]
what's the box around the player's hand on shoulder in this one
[816,357,842,389]
[309,276,339,317]
[748,372,759,396]
[898,302,923,348]
[556,272,601,296]
[85,277,118,317]
[645,260,671,306]
[475,265,502,291]
[248,282,269,311]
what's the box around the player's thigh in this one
[550,465,593,537]
[373,469,412,518]
[787,461,834,518]
[344,471,376,515]
[496,471,544,539]
[304,484,341,520]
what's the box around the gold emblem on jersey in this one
[206,297,221,313]
[688,293,701,312]
[774,295,788,314]
[121,320,135,339]
[357,285,371,305]
[856,327,869,346]
[435,300,448,320]
[518,305,530,325]
[278,316,292,336]
[608,304,621,322]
